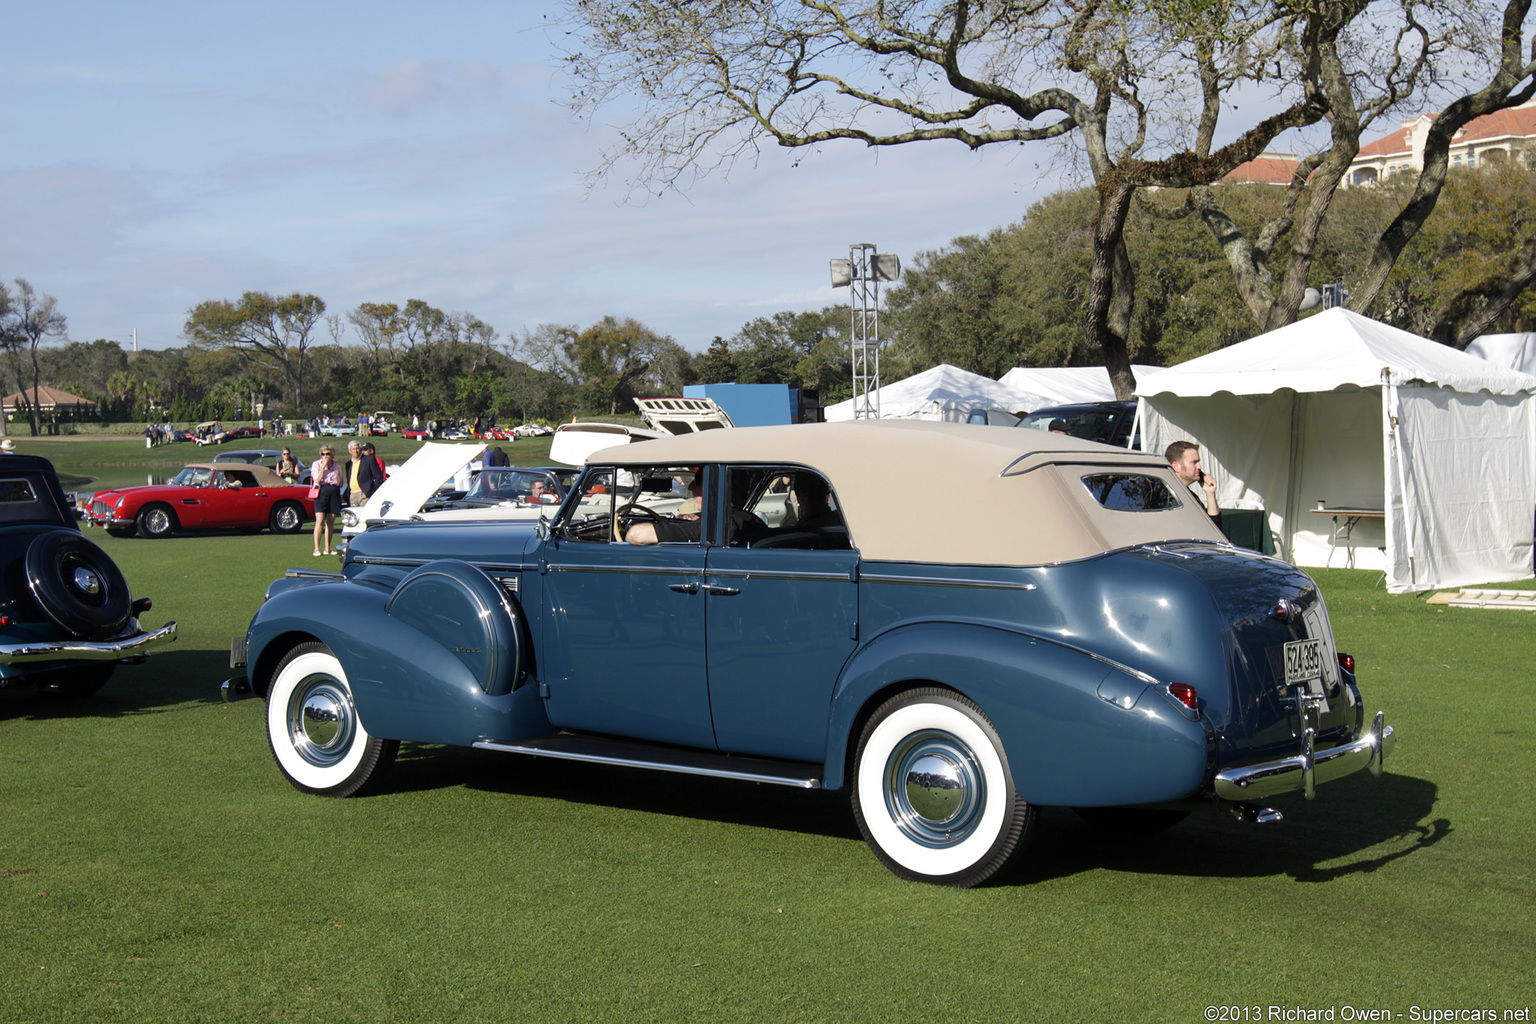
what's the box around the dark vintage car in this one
[0,455,177,695]
[1017,400,1138,448]
[85,463,315,538]
[216,449,312,485]
[224,422,1395,886]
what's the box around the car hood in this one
[343,441,486,531]
[548,422,662,466]
[89,484,188,503]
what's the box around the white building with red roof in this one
[1347,96,1536,186]
[1222,97,1536,187]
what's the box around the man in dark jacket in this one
[345,440,384,507]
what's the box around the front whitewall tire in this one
[265,643,397,797]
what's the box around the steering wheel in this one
[612,501,663,539]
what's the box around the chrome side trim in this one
[860,573,1038,591]
[473,735,822,789]
[344,557,535,574]
[1214,713,1395,801]
[707,568,851,583]
[546,564,703,577]
[284,568,347,581]
[0,620,178,664]
[1000,452,1167,477]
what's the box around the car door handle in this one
[668,582,700,594]
[700,583,740,596]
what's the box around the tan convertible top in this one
[192,462,293,488]
[589,420,1226,565]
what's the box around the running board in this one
[473,734,823,789]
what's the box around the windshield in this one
[169,466,214,487]
[464,469,561,504]
[1018,404,1135,446]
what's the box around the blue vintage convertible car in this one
[225,422,1394,886]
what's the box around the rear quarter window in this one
[0,476,55,525]
[1079,473,1181,512]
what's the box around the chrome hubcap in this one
[276,507,298,529]
[287,676,356,767]
[71,565,103,597]
[884,730,985,848]
[146,510,169,533]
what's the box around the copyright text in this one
[1203,1007,1531,1022]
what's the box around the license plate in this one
[1284,638,1324,685]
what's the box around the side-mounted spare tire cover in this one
[24,529,133,640]
[384,559,526,696]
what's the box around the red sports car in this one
[85,463,315,538]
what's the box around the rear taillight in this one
[1169,683,1198,710]
[1337,652,1355,674]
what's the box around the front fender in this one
[824,621,1209,806]
[248,571,550,747]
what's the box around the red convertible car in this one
[85,463,315,538]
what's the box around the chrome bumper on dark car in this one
[0,621,178,664]
[1214,711,1395,801]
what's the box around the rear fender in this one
[248,565,550,746]
[824,621,1209,806]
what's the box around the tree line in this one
[7,157,1536,434]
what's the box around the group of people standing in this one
[310,440,387,556]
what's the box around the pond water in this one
[48,462,174,500]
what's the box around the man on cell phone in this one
[1165,440,1221,524]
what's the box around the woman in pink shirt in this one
[311,446,343,555]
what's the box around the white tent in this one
[1467,332,1536,375]
[1136,309,1536,593]
[823,363,1050,422]
[998,365,1163,406]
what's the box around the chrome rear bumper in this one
[0,621,178,664]
[1214,711,1395,801]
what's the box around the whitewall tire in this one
[852,688,1036,887]
[265,642,397,797]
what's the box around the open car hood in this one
[548,423,662,467]
[343,441,486,532]
[633,396,735,433]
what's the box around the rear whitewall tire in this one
[852,688,1036,887]
[265,643,397,797]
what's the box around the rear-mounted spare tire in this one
[24,529,132,640]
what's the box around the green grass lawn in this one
[2,525,1532,1020]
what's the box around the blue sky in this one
[2,1,1062,354]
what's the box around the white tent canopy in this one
[998,365,1162,406]
[1136,309,1536,593]
[1467,332,1536,376]
[823,363,1050,421]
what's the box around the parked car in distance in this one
[0,454,177,695]
[334,442,487,551]
[85,463,315,538]
[1017,400,1138,448]
[963,407,1021,426]
[216,449,310,484]
[226,421,1395,887]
